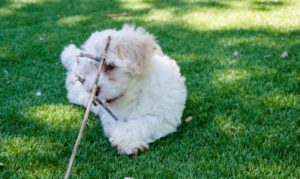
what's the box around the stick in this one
[64,36,111,179]
[64,59,104,179]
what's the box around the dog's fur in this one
[61,25,187,155]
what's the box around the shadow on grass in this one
[0,0,300,178]
[145,0,229,11]
[0,0,8,8]
[251,0,286,11]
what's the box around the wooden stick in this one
[64,36,111,179]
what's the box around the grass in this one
[0,0,300,178]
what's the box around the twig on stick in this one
[94,98,119,121]
[79,53,102,62]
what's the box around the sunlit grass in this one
[120,0,151,11]
[215,114,244,136]
[25,104,84,128]
[118,0,300,30]
[57,15,92,27]
[0,0,45,16]
[213,69,250,83]
[260,93,299,109]
[182,10,300,30]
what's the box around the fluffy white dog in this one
[61,25,187,155]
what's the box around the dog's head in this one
[90,25,157,103]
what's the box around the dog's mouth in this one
[105,93,124,104]
[91,87,124,104]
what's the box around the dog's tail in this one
[61,44,81,71]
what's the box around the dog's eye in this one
[105,63,115,72]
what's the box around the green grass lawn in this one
[1,0,300,178]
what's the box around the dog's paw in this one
[109,130,149,155]
[109,137,149,155]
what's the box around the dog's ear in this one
[61,44,81,71]
[114,25,156,75]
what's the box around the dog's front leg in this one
[66,79,101,115]
[109,116,177,155]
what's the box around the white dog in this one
[61,25,187,155]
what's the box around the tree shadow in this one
[0,0,8,8]
[251,0,286,11]
[145,0,229,9]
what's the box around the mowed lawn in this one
[0,0,300,178]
